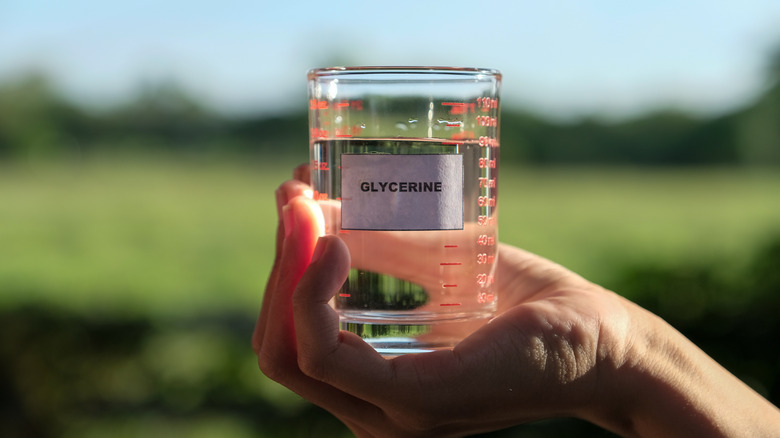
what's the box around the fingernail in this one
[282,204,294,238]
[303,198,326,237]
[311,237,327,263]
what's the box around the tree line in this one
[0,72,778,165]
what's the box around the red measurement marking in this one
[440,262,462,266]
[476,115,498,127]
[478,177,497,188]
[446,122,461,127]
[440,303,461,306]
[451,131,475,140]
[478,157,497,169]
[312,160,329,171]
[442,102,475,114]
[338,294,351,298]
[477,215,497,226]
[310,128,329,138]
[478,136,499,147]
[444,245,459,248]
[336,102,350,108]
[476,234,496,246]
[477,97,499,111]
[338,230,351,234]
[310,99,329,110]
[478,195,497,207]
[336,134,353,137]
[442,284,458,288]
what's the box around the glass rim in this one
[307,66,501,80]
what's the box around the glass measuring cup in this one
[307,67,501,355]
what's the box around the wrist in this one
[584,296,780,437]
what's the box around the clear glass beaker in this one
[307,67,501,355]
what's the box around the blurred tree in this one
[98,80,224,153]
[1,42,780,166]
[0,73,89,159]
[501,110,705,166]
[769,43,780,84]
[616,110,724,164]
[227,112,308,158]
[733,50,780,165]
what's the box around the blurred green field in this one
[2,158,779,438]
[2,157,779,315]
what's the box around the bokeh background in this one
[1,1,779,437]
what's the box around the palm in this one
[345,245,626,436]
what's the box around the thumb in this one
[293,235,352,360]
[256,196,325,364]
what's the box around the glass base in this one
[366,338,450,356]
[339,311,493,357]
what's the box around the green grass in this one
[499,166,780,288]
[2,158,779,316]
[0,157,295,316]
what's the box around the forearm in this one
[588,299,780,437]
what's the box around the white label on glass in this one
[341,154,463,231]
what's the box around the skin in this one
[252,166,780,438]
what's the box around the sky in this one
[2,0,780,119]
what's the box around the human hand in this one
[253,168,780,438]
